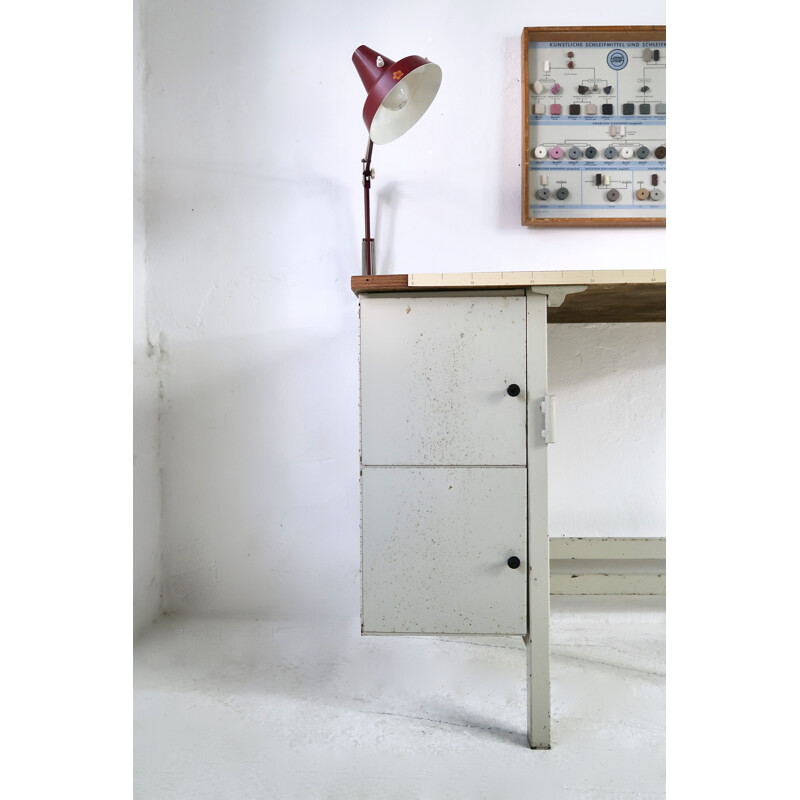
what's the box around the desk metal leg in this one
[526,291,551,749]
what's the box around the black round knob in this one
[507,384,521,397]
[507,556,521,569]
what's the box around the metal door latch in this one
[540,395,555,443]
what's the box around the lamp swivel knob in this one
[507,556,521,569]
[507,384,521,397]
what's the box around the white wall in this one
[133,0,162,637]
[140,0,665,618]
[548,323,665,537]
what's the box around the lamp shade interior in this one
[368,61,442,144]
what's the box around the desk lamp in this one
[352,45,442,275]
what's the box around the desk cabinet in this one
[359,288,552,748]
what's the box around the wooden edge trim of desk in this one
[351,274,410,293]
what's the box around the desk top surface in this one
[351,270,666,323]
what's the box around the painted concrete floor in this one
[134,597,665,799]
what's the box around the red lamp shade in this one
[352,45,442,144]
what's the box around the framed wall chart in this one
[522,26,666,227]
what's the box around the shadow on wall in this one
[158,327,361,619]
[549,322,666,383]
[374,181,400,275]
[547,322,666,539]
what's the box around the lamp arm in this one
[361,137,375,276]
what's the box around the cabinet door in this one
[360,294,526,466]
[361,467,527,634]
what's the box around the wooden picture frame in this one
[522,26,666,228]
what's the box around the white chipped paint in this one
[525,291,551,748]
[360,291,553,746]
[360,294,527,466]
[362,467,527,634]
[549,537,666,560]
